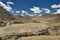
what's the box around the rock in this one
[0,23,49,40]
[48,26,60,36]
[17,36,60,40]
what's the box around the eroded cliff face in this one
[0,23,60,40]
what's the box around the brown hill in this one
[0,7,60,24]
[0,7,15,21]
[0,7,60,40]
[0,7,32,26]
[0,7,60,27]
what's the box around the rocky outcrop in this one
[0,23,60,40]
[0,23,49,40]
[17,36,60,40]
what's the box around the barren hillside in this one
[0,7,60,40]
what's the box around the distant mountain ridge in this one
[0,7,60,27]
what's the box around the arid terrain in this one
[0,7,60,40]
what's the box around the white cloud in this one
[12,11,20,15]
[16,11,20,13]
[53,9,60,14]
[11,11,14,13]
[30,6,42,13]
[21,10,28,16]
[7,1,14,5]
[26,14,35,16]
[51,4,60,8]
[43,8,51,13]
[38,14,42,16]
[55,9,60,14]
[56,9,60,13]
[0,1,14,11]
[21,10,27,13]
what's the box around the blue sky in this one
[2,0,59,10]
[0,0,60,16]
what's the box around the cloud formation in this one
[42,8,51,13]
[26,13,35,16]
[55,9,60,14]
[30,6,42,13]
[53,9,60,14]
[16,11,20,13]
[51,4,60,8]
[21,10,28,13]
[51,4,60,14]
[7,1,14,5]
[1,1,59,16]
[0,1,14,11]
[20,10,28,16]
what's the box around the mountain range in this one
[0,7,60,40]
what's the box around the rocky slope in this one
[0,23,60,40]
[0,7,60,40]
[0,7,32,27]
[17,36,60,40]
[0,7,60,26]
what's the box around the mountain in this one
[0,7,15,27]
[0,7,15,21]
[0,7,60,27]
[0,7,60,40]
[0,7,60,23]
